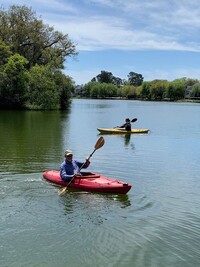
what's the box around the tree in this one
[95,71,114,83]
[54,71,75,109]
[0,41,12,66]
[127,72,144,86]
[0,5,77,69]
[28,64,60,109]
[27,65,75,109]
[91,70,123,87]
[0,5,76,109]
[166,79,185,100]
[150,80,168,100]
[191,84,200,97]
[0,54,29,109]
[82,82,117,98]
[141,81,151,99]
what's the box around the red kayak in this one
[43,170,132,194]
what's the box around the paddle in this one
[59,136,105,195]
[131,118,137,123]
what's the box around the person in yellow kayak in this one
[60,149,90,181]
[117,118,131,131]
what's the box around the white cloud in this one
[45,13,200,52]
[3,0,200,51]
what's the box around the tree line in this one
[80,71,200,101]
[0,5,76,109]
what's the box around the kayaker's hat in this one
[126,118,130,122]
[65,149,73,156]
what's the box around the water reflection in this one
[124,133,131,146]
[0,110,71,173]
[99,132,135,149]
[59,190,131,218]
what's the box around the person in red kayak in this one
[117,118,131,131]
[60,149,90,181]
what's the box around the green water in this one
[1,99,200,267]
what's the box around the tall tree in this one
[92,70,123,87]
[96,71,114,83]
[128,72,144,86]
[0,5,76,109]
[0,5,77,69]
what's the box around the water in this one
[1,99,200,267]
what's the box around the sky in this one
[2,0,200,85]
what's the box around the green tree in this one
[82,82,94,97]
[127,86,138,99]
[191,84,200,97]
[95,71,114,83]
[98,83,117,97]
[27,66,74,109]
[90,84,99,98]
[82,82,117,98]
[0,5,76,110]
[54,71,75,109]
[0,5,77,69]
[166,79,185,100]
[92,70,123,87]
[184,78,199,86]
[0,41,12,66]
[0,54,29,109]
[150,80,168,100]
[127,72,144,86]
[28,64,60,109]
[141,81,151,99]
[112,76,123,87]
[119,85,137,98]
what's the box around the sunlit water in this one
[1,99,200,267]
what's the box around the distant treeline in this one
[79,71,200,101]
[0,5,76,110]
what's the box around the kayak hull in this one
[97,128,149,134]
[43,170,132,194]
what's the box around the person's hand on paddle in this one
[72,159,90,179]
[84,157,90,168]
[74,173,82,178]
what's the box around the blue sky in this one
[2,0,200,85]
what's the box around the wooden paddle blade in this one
[95,136,105,150]
[58,186,67,195]
[131,118,137,123]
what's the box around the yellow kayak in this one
[97,128,149,134]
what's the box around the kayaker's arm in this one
[118,123,126,128]
[77,158,90,169]
[60,163,74,181]
[60,171,73,181]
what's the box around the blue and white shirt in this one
[60,159,86,181]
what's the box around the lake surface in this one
[1,99,200,267]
